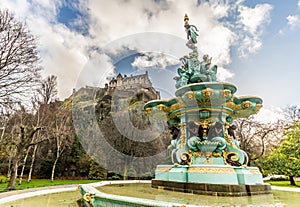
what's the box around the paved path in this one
[271,186,300,192]
[0,184,79,204]
[0,181,299,205]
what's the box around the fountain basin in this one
[152,164,271,196]
[79,180,191,207]
[78,181,299,207]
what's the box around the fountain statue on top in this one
[144,14,271,196]
[174,14,218,88]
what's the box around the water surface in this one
[98,183,299,207]
[2,183,300,207]
[2,190,80,207]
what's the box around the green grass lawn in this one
[265,180,300,188]
[0,177,99,192]
[0,176,299,193]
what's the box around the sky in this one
[1,0,300,122]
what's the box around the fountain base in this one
[152,164,272,196]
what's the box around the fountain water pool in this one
[1,181,300,207]
[1,190,80,207]
[80,181,300,207]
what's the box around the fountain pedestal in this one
[144,14,271,196]
[145,81,271,196]
[152,164,271,196]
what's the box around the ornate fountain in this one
[144,14,271,196]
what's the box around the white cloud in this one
[131,52,180,70]
[0,0,274,99]
[0,0,30,17]
[217,66,234,81]
[83,0,237,76]
[287,15,300,30]
[298,0,300,8]
[238,36,262,57]
[236,3,272,57]
[254,106,285,124]
[77,53,114,88]
[201,0,230,19]
[238,4,272,35]
[0,0,98,98]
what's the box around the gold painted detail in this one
[193,149,219,158]
[219,89,231,99]
[242,101,252,109]
[223,150,240,166]
[156,167,171,172]
[184,14,189,26]
[254,104,263,114]
[227,152,240,161]
[222,150,228,165]
[157,104,167,111]
[212,152,221,157]
[178,125,186,149]
[200,119,210,137]
[224,122,232,144]
[194,141,220,145]
[177,96,186,107]
[188,167,235,174]
[193,151,201,157]
[169,103,180,111]
[83,193,93,204]
[197,100,212,107]
[202,88,214,98]
[145,107,152,116]
[184,91,196,100]
[223,102,242,111]
[180,152,193,165]
[249,169,260,174]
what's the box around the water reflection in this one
[1,184,299,207]
[98,183,298,207]
[2,191,80,207]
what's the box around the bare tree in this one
[46,102,73,182]
[0,115,8,142]
[234,116,284,165]
[37,75,58,104]
[284,105,300,123]
[26,76,58,182]
[18,147,31,185]
[4,108,44,190]
[0,9,41,107]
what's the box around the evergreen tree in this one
[260,122,300,185]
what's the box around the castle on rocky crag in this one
[105,71,160,101]
[75,71,160,104]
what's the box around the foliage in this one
[88,160,107,180]
[2,107,43,190]
[264,180,300,188]
[36,159,53,178]
[76,154,91,177]
[0,179,98,192]
[269,177,289,182]
[0,175,7,184]
[259,122,300,185]
[0,71,164,183]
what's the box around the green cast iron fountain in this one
[144,14,271,196]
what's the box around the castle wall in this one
[76,71,160,102]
